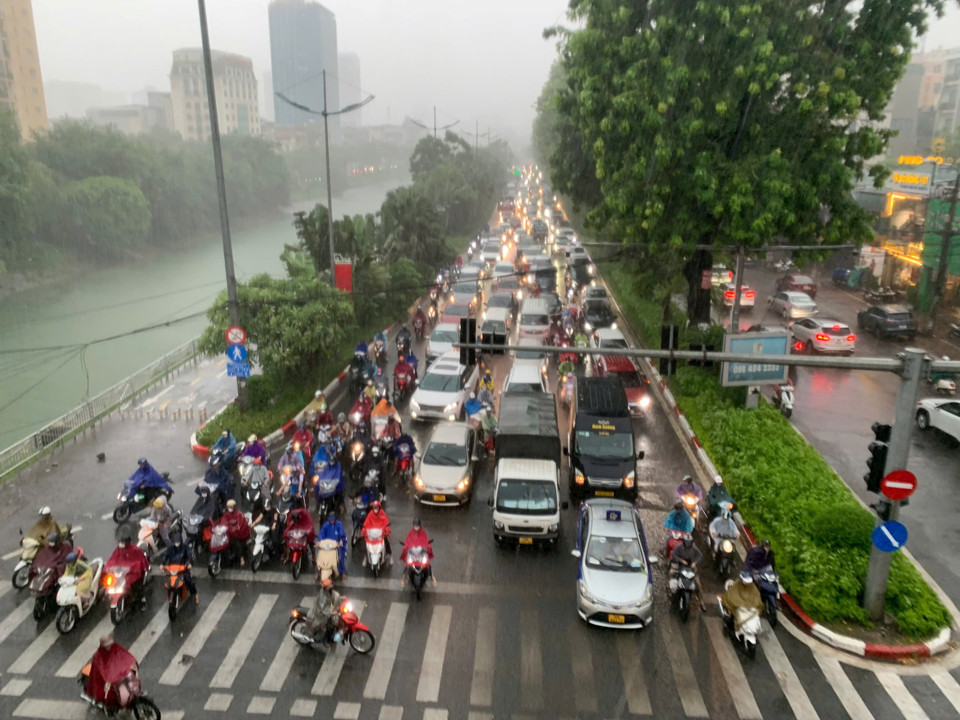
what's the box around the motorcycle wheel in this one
[781,406,792,419]
[56,605,79,634]
[718,557,730,578]
[11,564,30,590]
[111,597,127,625]
[168,591,180,622]
[208,553,222,577]
[349,628,376,654]
[678,592,690,623]
[132,695,161,720]
[292,553,302,580]
[251,551,262,573]
[413,572,423,601]
[33,596,47,621]
[767,600,778,629]
[290,619,311,646]
[746,639,757,660]
[113,504,131,524]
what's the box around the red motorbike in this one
[348,396,372,431]
[289,597,375,654]
[162,563,190,621]
[29,542,71,621]
[393,371,414,405]
[207,518,248,577]
[79,644,160,719]
[283,509,315,581]
[405,545,432,601]
[102,558,149,626]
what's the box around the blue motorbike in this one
[113,472,174,524]
[312,460,345,518]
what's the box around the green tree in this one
[544,0,942,322]
[58,176,151,257]
[379,185,445,270]
[0,110,34,269]
[409,135,455,181]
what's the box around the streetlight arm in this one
[275,92,324,116]
[329,94,375,117]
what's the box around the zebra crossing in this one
[0,578,957,719]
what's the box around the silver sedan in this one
[768,291,819,320]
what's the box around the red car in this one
[593,355,652,415]
[440,302,474,326]
[776,273,818,298]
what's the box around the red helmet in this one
[371,500,381,511]
[253,457,262,466]
[321,577,333,590]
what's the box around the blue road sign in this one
[227,361,251,378]
[226,344,248,363]
[872,521,908,553]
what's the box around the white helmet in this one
[39,506,51,516]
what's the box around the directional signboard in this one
[225,326,246,345]
[881,469,917,502]
[227,361,251,378]
[226,344,248,363]
[721,329,790,387]
[872,521,908,553]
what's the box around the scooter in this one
[678,492,701,531]
[394,372,414,404]
[755,566,780,628]
[30,546,71,621]
[372,339,387,367]
[313,462,345,519]
[393,447,415,486]
[184,484,220,560]
[113,472,174,524]
[396,334,411,358]
[284,526,312,581]
[250,523,277,574]
[289,598,375,655]
[559,372,576,409]
[78,657,161,719]
[207,519,245,578]
[55,557,104,634]
[316,538,340,583]
[719,589,762,659]
[102,560,150,626]
[714,535,737,579]
[405,545,432,601]
[12,523,73,590]
[670,563,698,623]
[363,527,387,577]
[162,563,191,621]
[136,511,182,560]
[773,380,794,419]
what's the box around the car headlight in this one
[639,395,652,409]
[410,399,421,412]
[548,523,559,533]
[413,474,424,489]
[578,580,598,604]
[623,471,635,489]
[611,321,618,330]
[583,322,593,332]
[574,469,585,486]
[443,401,458,413]
[493,520,504,530]
[456,477,470,492]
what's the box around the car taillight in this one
[847,334,856,342]
[724,291,735,299]
[794,341,804,351]
[815,334,830,342]
[745,291,755,298]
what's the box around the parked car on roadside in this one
[856,304,918,340]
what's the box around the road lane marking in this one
[567,627,598,714]
[0,602,34,646]
[140,385,174,409]
[930,671,960,715]
[13,699,91,719]
[8,621,59,674]
[363,601,409,700]
[99,513,113,521]
[2,549,22,561]
[57,612,115,677]
[211,593,277,688]
[660,619,708,717]
[312,604,365,696]
[519,609,544,711]
[617,632,652,715]
[260,594,312,693]
[217,370,227,379]
[158,400,171,411]
[703,617,762,720]
[469,607,496,707]
[759,623,818,720]
[814,655,874,720]
[416,604,453,703]
[877,672,931,720]
[160,590,234,685]
[191,377,202,387]
[127,604,170,661]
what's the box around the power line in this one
[0,348,83,413]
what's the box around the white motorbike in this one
[719,592,762,659]
[316,538,340,583]
[55,558,104,634]
[250,524,271,573]
[363,527,387,577]
[772,381,794,418]
[928,358,956,396]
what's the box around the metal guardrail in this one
[0,338,202,480]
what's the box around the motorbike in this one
[670,563,698,623]
[102,562,149,626]
[719,594,762,659]
[313,461,345,519]
[349,357,368,395]
[413,315,426,341]
[396,334,411,358]
[209,441,240,473]
[207,518,247,578]
[349,396,373,430]
[427,301,439,326]
[372,339,387,367]
[928,363,957,396]
[363,527,388,577]
[394,372,414,405]
[405,545,432,601]
[55,557,104,634]
[30,546,71,621]
[714,535,737,579]
[393,448,415,485]
[250,522,279,574]
[283,520,313,581]
[772,380,795,419]
[665,530,684,561]
[113,472,174,524]
[184,484,220,560]
[832,267,851,288]
[679,492,700,530]
[865,287,902,304]
[13,523,73,590]
[162,563,191,621]
[755,566,780,628]
[559,372,576,409]
[316,538,340,583]
[289,598,375,655]
[78,659,161,720]
[136,511,183,560]
[349,438,368,484]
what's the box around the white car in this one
[567,245,590,263]
[789,318,856,355]
[426,323,459,363]
[503,363,548,394]
[916,398,960,441]
[492,261,514,279]
[410,356,479,422]
[718,282,755,310]
[514,337,549,377]
[592,327,628,351]
[768,291,819,319]
[413,422,479,506]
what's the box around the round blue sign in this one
[872,521,908,553]
[227,344,248,363]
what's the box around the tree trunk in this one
[683,247,713,325]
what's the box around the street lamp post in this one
[411,106,458,138]
[276,80,374,288]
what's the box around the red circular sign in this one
[225,326,246,345]
[881,469,917,501]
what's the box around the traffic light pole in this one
[863,348,926,620]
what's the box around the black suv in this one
[856,304,918,340]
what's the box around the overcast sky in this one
[33,0,960,151]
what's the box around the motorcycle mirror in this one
[570,549,581,558]
[636,450,645,461]
[563,447,569,456]
[648,555,659,565]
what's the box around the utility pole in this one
[197,0,247,411]
[930,173,960,330]
[475,120,479,152]
[433,106,437,138]
[729,246,746,333]
[863,348,926,620]
[322,70,337,288]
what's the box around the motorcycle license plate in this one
[608,614,625,623]
[433,494,447,503]
[518,537,533,545]
[596,491,615,497]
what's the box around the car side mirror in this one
[636,450,645,461]
[648,555,660,565]
[471,455,480,463]
[561,501,570,510]
[570,549,581,558]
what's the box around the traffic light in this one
[864,422,891,493]
[459,318,477,367]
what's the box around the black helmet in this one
[118,529,133,545]
[47,532,61,546]
[761,539,771,549]
[412,518,421,529]
[137,457,148,466]
[673,501,683,512]
[171,533,183,546]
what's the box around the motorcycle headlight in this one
[683,494,698,507]
[117,493,124,501]
[721,539,734,553]
[611,321,618,330]
[583,322,593,332]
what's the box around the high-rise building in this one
[169,48,260,142]
[0,0,48,139]
[260,70,275,122]
[269,0,339,129]
[338,52,361,127]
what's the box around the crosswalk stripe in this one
[2,549,21,561]
[567,628,598,714]
[363,602,409,700]
[519,608,544,712]
[877,672,931,720]
[312,604,366,696]
[930,671,960,715]
[416,604,452,703]
[758,623,818,720]
[469,607,496,707]
[12,699,90,719]
[260,595,313,693]
[210,593,278,689]
[8,621,59,674]
[814,655,874,720]
[128,604,170,662]
[56,612,115,677]
[617,633,652,715]
[0,603,33,647]
[159,590,234,686]
[660,619,709,717]
[703,617,762,720]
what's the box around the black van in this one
[565,377,643,501]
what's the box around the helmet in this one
[682,475,692,485]
[47,532,61,546]
[412,518,421,529]
[321,577,334,590]
[338,412,346,423]
[38,506,51,516]
[371,500,381,511]
[226,499,237,511]
[371,446,380,456]
[485,369,492,377]
[673,501,683,512]
[171,533,182,546]
[253,457,262,465]
[286,442,293,452]
[761,539,771,549]
[739,570,754,584]
[118,529,133,545]
[367,379,374,387]
[99,634,114,650]
[221,430,229,438]
[469,392,477,400]
[199,485,211,497]
[327,512,336,522]
[363,474,376,488]
[153,498,164,509]
[720,508,731,520]
[248,434,257,444]
[681,534,693,548]
[66,550,80,564]
[137,457,148,466]
[315,390,323,399]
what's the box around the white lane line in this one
[519,608,544,712]
[876,672,931,720]
[57,613,116,677]
[210,593,277,688]
[703,617,762,720]
[190,377,202,387]
[758,623,818,720]
[0,602,34,646]
[159,591,234,685]
[617,632,652,716]
[100,513,113,521]
[128,604,170,662]
[260,595,312,693]
[2,549,22,561]
[140,385,174,409]
[660,619,709,717]
[567,628,598,714]
[216,370,227,379]
[13,699,91,719]
[813,655,874,720]
[416,604,453,703]
[363,602,409,700]
[198,401,208,410]
[312,604,365,696]
[930,671,960,715]
[0,583,11,601]
[469,607,496,707]
[8,621,59,674]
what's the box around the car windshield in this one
[444,305,470,317]
[498,278,521,290]
[521,313,549,326]
[507,382,542,393]
[419,373,461,393]
[601,339,628,349]
[431,330,457,343]
[496,479,558,514]
[482,321,506,334]
[488,295,513,309]
[453,283,476,294]
[585,536,646,572]
[424,441,467,467]
[576,425,633,460]
[516,347,545,360]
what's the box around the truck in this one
[490,392,567,547]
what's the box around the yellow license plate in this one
[518,537,533,545]
[433,495,447,502]
[608,614,625,623]
[596,491,615,497]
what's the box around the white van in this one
[518,298,551,340]
[492,458,562,546]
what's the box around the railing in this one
[0,338,203,480]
